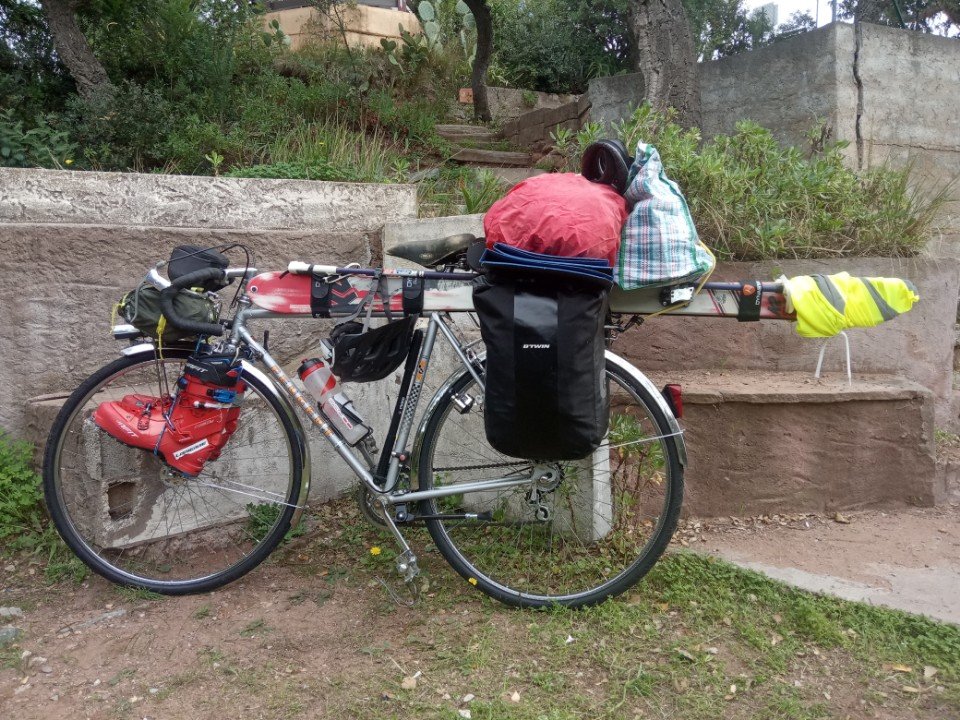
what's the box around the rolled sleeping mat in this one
[580,139,634,195]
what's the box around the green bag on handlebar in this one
[116,284,218,343]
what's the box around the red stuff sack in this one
[483,173,628,266]
[92,355,246,476]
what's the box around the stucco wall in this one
[0,168,417,500]
[856,22,960,214]
[264,4,420,50]
[700,24,850,150]
[700,22,960,232]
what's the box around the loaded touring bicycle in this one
[45,232,910,609]
[43,144,918,609]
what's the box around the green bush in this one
[490,0,632,94]
[419,166,510,217]
[588,105,947,260]
[0,433,44,546]
[0,432,88,582]
[228,161,363,183]
[63,82,179,170]
[0,109,76,168]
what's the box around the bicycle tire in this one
[43,348,305,595]
[416,356,683,608]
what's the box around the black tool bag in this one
[473,273,609,460]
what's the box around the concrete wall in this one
[700,24,850,152]
[500,97,590,149]
[700,22,960,232]
[856,22,960,221]
[586,73,646,131]
[645,371,938,516]
[481,87,580,123]
[264,4,420,50]
[1,168,418,500]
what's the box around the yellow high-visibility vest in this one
[784,272,919,338]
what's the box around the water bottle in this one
[297,358,371,445]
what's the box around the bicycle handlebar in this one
[159,268,226,338]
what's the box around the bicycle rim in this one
[44,350,302,593]
[418,360,683,607]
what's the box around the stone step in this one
[642,370,936,517]
[449,147,534,167]
[436,124,500,143]
[487,167,547,186]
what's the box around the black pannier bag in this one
[473,273,609,460]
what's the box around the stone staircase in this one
[435,124,544,185]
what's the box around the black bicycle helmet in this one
[329,316,417,383]
[580,139,634,195]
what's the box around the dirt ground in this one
[2,502,958,720]
[686,505,960,625]
[0,532,457,720]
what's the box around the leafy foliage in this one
[418,166,510,217]
[0,432,88,582]
[459,169,507,213]
[489,0,632,94]
[839,0,960,35]
[0,432,43,544]
[564,105,947,260]
[685,0,776,60]
[0,1,73,120]
[0,108,76,168]
[2,2,453,175]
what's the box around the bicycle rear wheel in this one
[43,348,305,594]
[416,355,683,608]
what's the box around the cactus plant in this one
[418,0,436,21]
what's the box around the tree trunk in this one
[40,0,112,101]
[463,0,493,122]
[853,0,889,22]
[631,0,701,128]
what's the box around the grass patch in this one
[418,166,509,217]
[115,585,164,602]
[240,619,271,638]
[305,499,959,720]
[0,432,88,585]
[245,502,305,544]
[227,119,409,184]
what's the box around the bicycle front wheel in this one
[416,355,684,608]
[43,348,305,594]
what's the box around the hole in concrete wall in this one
[108,481,138,520]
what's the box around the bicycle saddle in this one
[387,233,477,268]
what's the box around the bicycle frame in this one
[139,259,698,518]
[229,307,565,504]
[126,259,691,589]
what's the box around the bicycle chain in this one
[431,461,533,473]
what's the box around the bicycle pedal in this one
[396,548,420,583]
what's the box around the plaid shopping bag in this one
[615,143,714,289]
